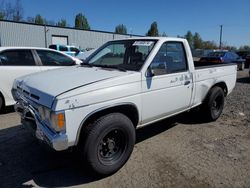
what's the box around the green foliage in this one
[202,41,217,49]
[238,45,250,51]
[146,21,159,36]
[193,32,203,49]
[161,32,167,37]
[34,14,44,25]
[184,31,193,48]
[115,24,127,34]
[57,19,67,27]
[75,13,90,30]
[0,11,4,20]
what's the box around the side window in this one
[49,45,57,50]
[70,47,80,53]
[59,46,68,52]
[0,50,36,66]
[150,42,187,75]
[36,50,75,66]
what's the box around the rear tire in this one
[80,113,135,176]
[202,86,225,121]
[0,95,4,113]
[239,63,245,71]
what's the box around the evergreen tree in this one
[193,32,203,49]
[57,19,67,27]
[184,31,193,48]
[34,14,44,25]
[75,13,90,30]
[115,24,127,34]
[146,21,159,36]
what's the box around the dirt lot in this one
[0,70,249,188]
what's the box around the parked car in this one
[199,51,245,70]
[236,51,250,68]
[0,47,81,112]
[49,44,85,57]
[49,44,95,61]
[13,37,236,176]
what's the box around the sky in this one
[5,0,250,48]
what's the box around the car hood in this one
[15,66,132,108]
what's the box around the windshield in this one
[84,40,156,71]
[208,52,226,57]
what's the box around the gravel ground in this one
[0,70,249,188]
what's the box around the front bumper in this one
[15,101,69,151]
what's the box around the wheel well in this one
[212,82,228,96]
[83,104,139,128]
[76,104,139,145]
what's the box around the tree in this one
[193,32,203,49]
[161,32,167,37]
[0,11,4,20]
[75,13,90,30]
[12,0,23,21]
[44,19,55,26]
[115,24,127,34]
[238,45,250,51]
[0,0,5,19]
[203,41,218,49]
[146,21,159,36]
[184,31,193,48]
[34,14,44,24]
[57,19,67,27]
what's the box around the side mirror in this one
[146,67,155,77]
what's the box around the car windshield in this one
[83,40,156,71]
[208,52,226,57]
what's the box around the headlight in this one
[38,106,46,120]
[38,106,65,132]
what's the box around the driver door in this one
[141,42,193,124]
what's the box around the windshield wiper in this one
[93,64,127,72]
[81,62,93,67]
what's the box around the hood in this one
[16,66,132,108]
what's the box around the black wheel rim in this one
[211,94,223,116]
[97,129,127,165]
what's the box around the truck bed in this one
[194,61,236,70]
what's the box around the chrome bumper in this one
[15,102,69,151]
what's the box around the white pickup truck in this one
[12,37,237,176]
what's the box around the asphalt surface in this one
[0,70,249,188]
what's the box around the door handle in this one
[184,81,191,85]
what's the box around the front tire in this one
[80,113,135,176]
[203,86,225,121]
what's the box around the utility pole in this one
[44,24,49,48]
[219,25,223,49]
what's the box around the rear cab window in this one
[0,50,36,66]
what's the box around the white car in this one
[0,47,81,111]
[13,37,237,175]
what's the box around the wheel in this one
[80,113,135,176]
[239,63,244,71]
[0,95,4,113]
[203,86,225,121]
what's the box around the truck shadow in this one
[237,77,250,84]
[0,112,206,187]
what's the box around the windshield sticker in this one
[133,41,154,46]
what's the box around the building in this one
[0,20,140,50]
